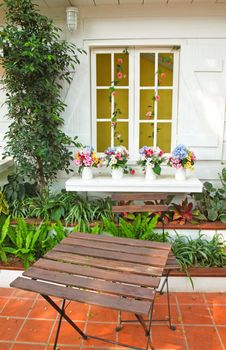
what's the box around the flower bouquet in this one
[74,146,101,180]
[168,144,196,181]
[137,146,166,180]
[104,146,129,179]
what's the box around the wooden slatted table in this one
[10,232,172,350]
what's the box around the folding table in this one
[10,232,172,350]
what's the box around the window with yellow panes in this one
[92,48,178,157]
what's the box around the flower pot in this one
[112,168,124,180]
[175,168,186,181]
[145,167,157,180]
[82,167,93,180]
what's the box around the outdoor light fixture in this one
[66,7,78,32]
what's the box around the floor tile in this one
[185,326,223,350]
[0,344,12,350]
[205,293,226,305]
[152,325,186,350]
[85,323,116,347]
[12,290,37,299]
[179,305,212,324]
[153,304,180,324]
[16,319,53,343]
[210,305,226,325]
[0,318,23,341]
[12,344,46,350]
[49,321,84,346]
[176,293,205,305]
[88,305,118,323]
[29,300,59,320]
[0,288,14,297]
[217,326,226,347]
[155,292,176,305]
[117,324,147,348]
[64,301,89,321]
[0,297,8,312]
[0,298,33,317]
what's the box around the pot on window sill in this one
[111,167,124,180]
[175,167,186,181]
[82,167,93,180]
[145,166,157,180]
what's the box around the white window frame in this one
[91,46,179,160]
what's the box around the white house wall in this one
[0,3,226,184]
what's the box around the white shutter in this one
[177,39,226,160]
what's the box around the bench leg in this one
[41,294,88,348]
[53,298,66,350]
[166,275,176,331]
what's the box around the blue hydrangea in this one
[172,144,188,160]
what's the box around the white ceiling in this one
[33,0,225,6]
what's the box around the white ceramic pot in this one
[112,168,124,180]
[175,167,186,181]
[145,167,157,180]
[82,167,93,180]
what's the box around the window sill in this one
[66,174,203,193]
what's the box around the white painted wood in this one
[95,0,118,4]
[0,157,13,174]
[65,175,203,192]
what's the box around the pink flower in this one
[111,121,117,127]
[145,111,152,120]
[155,95,160,102]
[130,169,135,175]
[160,72,166,79]
[117,58,123,64]
[112,91,116,96]
[117,72,123,79]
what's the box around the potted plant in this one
[104,146,129,180]
[137,146,166,180]
[74,146,101,180]
[168,144,196,181]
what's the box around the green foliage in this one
[193,180,226,223]
[172,233,226,271]
[0,216,12,262]
[0,192,9,216]
[2,218,69,268]
[0,0,85,193]
[102,214,165,241]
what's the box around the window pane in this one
[139,123,154,148]
[114,122,128,149]
[140,53,155,87]
[158,53,174,87]
[97,122,111,152]
[157,90,172,120]
[97,89,111,119]
[157,123,172,153]
[114,89,128,119]
[96,54,111,86]
[114,53,129,86]
[140,89,155,120]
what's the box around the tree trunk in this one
[37,157,46,195]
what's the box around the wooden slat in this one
[34,259,160,287]
[10,277,151,315]
[62,237,168,258]
[112,205,168,213]
[44,251,163,276]
[111,193,169,201]
[69,232,171,251]
[53,243,167,268]
[24,268,155,301]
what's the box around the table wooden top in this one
[11,232,171,316]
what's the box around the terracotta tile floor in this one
[0,288,226,350]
